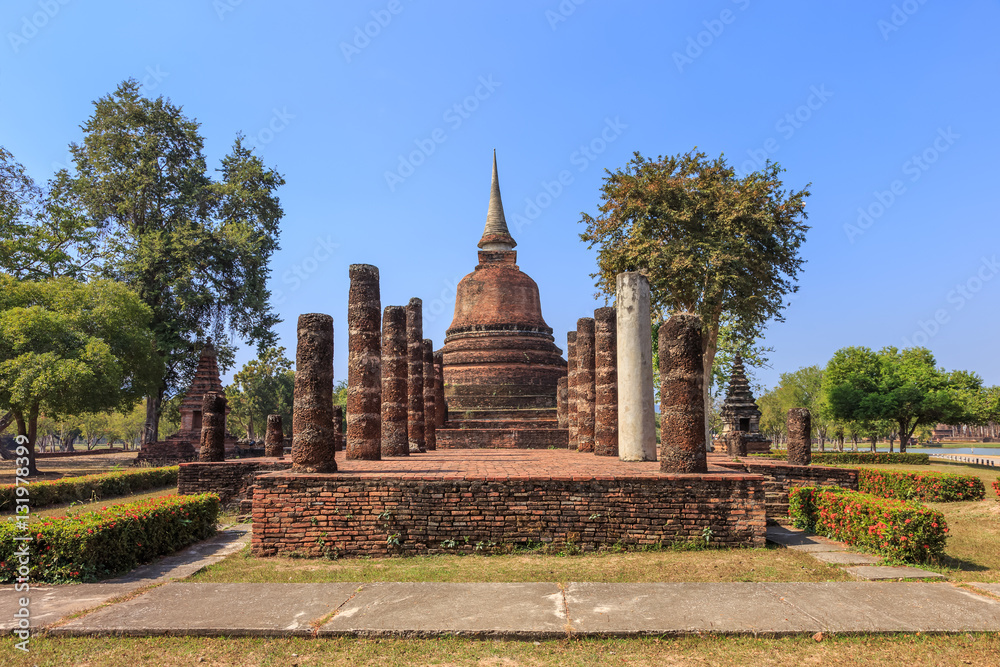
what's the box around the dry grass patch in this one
[189,544,850,585]
[9,634,1000,666]
[0,450,139,484]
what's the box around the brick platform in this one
[178,458,292,506]
[251,450,767,558]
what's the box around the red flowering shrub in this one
[858,469,985,502]
[0,467,179,511]
[992,478,1000,498]
[789,486,947,562]
[0,493,219,583]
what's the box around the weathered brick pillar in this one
[422,339,436,451]
[659,312,707,473]
[616,272,657,461]
[576,317,596,453]
[594,307,618,457]
[567,331,578,449]
[347,264,382,460]
[406,297,425,453]
[198,391,227,462]
[726,431,748,457]
[433,350,446,427]
[291,313,337,473]
[556,376,569,429]
[787,408,812,466]
[264,414,283,458]
[380,305,409,457]
[332,405,345,452]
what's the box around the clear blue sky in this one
[3,1,999,392]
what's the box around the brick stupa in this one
[719,355,771,454]
[135,341,238,464]
[436,153,568,449]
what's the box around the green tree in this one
[58,79,285,445]
[225,347,294,440]
[0,276,161,474]
[581,149,809,446]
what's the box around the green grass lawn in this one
[11,634,1000,667]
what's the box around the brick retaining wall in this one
[178,459,292,505]
[715,459,858,521]
[251,472,767,557]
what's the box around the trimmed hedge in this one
[789,486,948,562]
[751,452,930,465]
[858,469,985,502]
[0,493,219,583]
[0,467,178,511]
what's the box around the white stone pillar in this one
[616,272,657,461]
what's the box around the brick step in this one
[445,394,557,409]
[442,419,561,430]
[436,428,568,449]
[445,408,558,421]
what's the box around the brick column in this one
[433,350,446,427]
[406,298,425,452]
[726,431,748,457]
[567,331,578,449]
[616,272,657,461]
[422,339,436,451]
[264,414,283,458]
[291,313,336,473]
[347,264,382,460]
[198,391,226,462]
[556,376,568,429]
[332,405,345,452]
[380,305,409,457]
[576,317,596,453]
[594,307,618,457]
[787,408,812,466]
[659,312,707,473]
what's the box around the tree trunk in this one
[143,389,163,446]
[0,411,13,434]
[15,406,40,477]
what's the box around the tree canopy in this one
[225,347,294,440]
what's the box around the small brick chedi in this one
[719,355,772,454]
[437,153,567,449]
[135,340,237,465]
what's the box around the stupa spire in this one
[478,150,517,251]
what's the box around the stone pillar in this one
[659,312,707,473]
[406,297,425,452]
[787,408,812,466]
[576,317,596,453]
[594,307,618,457]
[346,264,381,460]
[726,431,748,458]
[433,351,446,427]
[332,405,345,452]
[567,331,578,449]
[264,414,283,458]
[556,377,568,429]
[616,272,657,462]
[291,313,337,473]
[380,305,409,457]
[198,391,227,462]
[422,339,436,451]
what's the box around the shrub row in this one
[858,469,985,502]
[788,486,948,562]
[0,467,179,511]
[993,479,1000,498]
[0,493,219,583]
[751,452,930,465]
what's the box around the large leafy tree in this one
[581,150,809,445]
[225,347,293,440]
[59,79,285,444]
[823,345,966,453]
[0,276,161,474]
